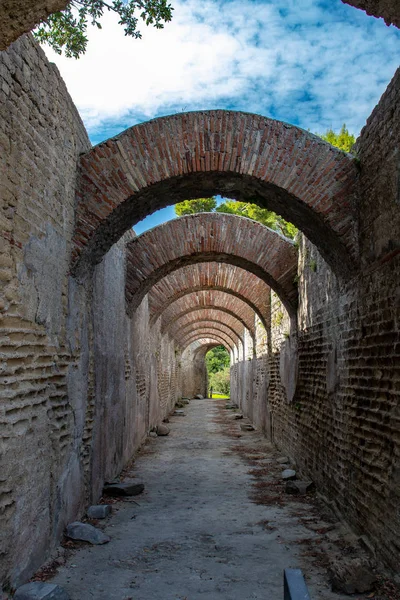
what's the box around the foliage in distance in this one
[173,124,355,236]
[174,197,297,239]
[206,345,230,395]
[209,367,230,396]
[34,0,173,58]
[206,345,230,374]
[174,197,217,216]
[319,124,356,153]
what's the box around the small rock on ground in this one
[156,424,170,436]
[103,482,145,497]
[240,424,255,431]
[194,394,204,399]
[277,456,289,464]
[66,522,110,545]
[285,480,314,495]
[14,582,70,600]
[87,505,112,519]
[282,469,296,480]
[173,410,186,416]
[329,557,377,594]
[149,431,157,438]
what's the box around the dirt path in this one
[47,399,356,599]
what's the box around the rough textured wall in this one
[0,34,91,589]
[0,36,181,590]
[0,0,68,51]
[235,68,400,570]
[181,346,208,399]
[342,0,400,27]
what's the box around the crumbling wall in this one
[234,68,400,569]
[342,0,400,28]
[0,0,68,51]
[0,34,91,588]
[0,35,182,590]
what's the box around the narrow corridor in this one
[43,400,359,600]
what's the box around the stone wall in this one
[181,345,208,399]
[0,34,90,588]
[0,36,182,590]
[234,68,400,569]
[0,0,68,51]
[342,0,400,27]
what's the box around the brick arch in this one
[154,289,267,331]
[166,308,251,342]
[125,214,297,316]
[184,339,233,354]
[173,320,243,349]
[148,262,270,326]
[73,111,358,280]
[179,329,238,353]
[163,306,255,339]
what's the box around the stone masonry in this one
[0,29,399,594]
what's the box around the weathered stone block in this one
[14,582,70,599]
[156,424,170,436]
[87,505,112,519]
[66,522,110,545]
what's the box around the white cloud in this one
[43,0,400,140]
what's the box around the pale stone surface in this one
[48,400,351,600]
[87,505,112,519]
[282,469,296,480]
[14,582,69,599]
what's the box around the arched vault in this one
[154,290,266,332]
[180,329,237,353]
[147,262,271,326]
[172,321,243,349]
[165,308,251,344]
[183,338,233,354]
[162,306,255,340]
[125,213,297,316]
[72,110,359,280]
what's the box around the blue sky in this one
[43,0,399,233]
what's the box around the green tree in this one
[206,345,230,374]
[216,200,297,239]
[34,0,173,59]
[209,366,230,395]
[174,197,217,216]
[174,196,297,239]
[319,124,356,152]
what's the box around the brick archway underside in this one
[173,320,243,349]
[166,308,251,343]
[180,329,237,352]
[148,262,271,326]
[184,338,233,354]
[163,306,255,339]
[125,213,297,315]
[73,111,359,281]
[152,289,267,331]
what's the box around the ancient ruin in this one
[0,0,400,596]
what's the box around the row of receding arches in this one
[123,212,297,359]
[72,111,359,362]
